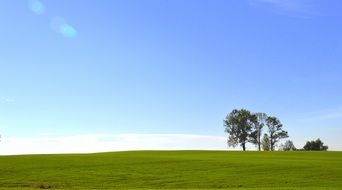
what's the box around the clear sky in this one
[1,0,342,154]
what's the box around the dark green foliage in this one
[262,134,271,151]
[303,139,328,151]
[224,109,255,151]
[249,112,268,151]
[280,140,297,151]
[224,109,289,151]
[266,116,288,151]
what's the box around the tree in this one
[303,139,328,151]
[261,134,270,151]
[265,116,288,151]
[280,140,296,151]
[249,112,267,151]
[224,109,254,151]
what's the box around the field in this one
[0,151,341,190]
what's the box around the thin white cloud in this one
[249,0,316,18]
[298,108,342,121]
[0,126,9,130]
[1,133,340,155]
[1,97,15,103]
[0,134,234,155]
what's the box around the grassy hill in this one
[0,151,341,189]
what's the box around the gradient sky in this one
[1,0,342,154]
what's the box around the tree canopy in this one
[224,109,288,151]
[249,112,267,151]
[265,116,288,151]
[303,139,328,151]
[280,140,296,151]
[224,109,254,151]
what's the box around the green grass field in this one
[0,151,341,189]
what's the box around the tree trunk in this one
[242,143,246,151]
[258,130,261,151]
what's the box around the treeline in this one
[278,138,328,151]
[223,109,328,151]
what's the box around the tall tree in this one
[249,112,267,151]
[224,109,254,151]
[266,116,288,151]
[261,134,270,151]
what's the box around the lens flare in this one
[50,17,77,38]
[60,24,77,38]
[29,0,45,15]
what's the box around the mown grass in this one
[0,151,341,189]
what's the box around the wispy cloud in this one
[0,134,233,155]
[29,0,45,15]
[249,0,316,18]
[300,108,342,121]
[1,97,15,103]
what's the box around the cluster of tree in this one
[302,139,328,151]
[223,109,288,151]
[279,139,328,151]
[279,140,297,151]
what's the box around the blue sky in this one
[1,0,342,154]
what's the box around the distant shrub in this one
[279,140,296,151]
[303,139,328,151]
